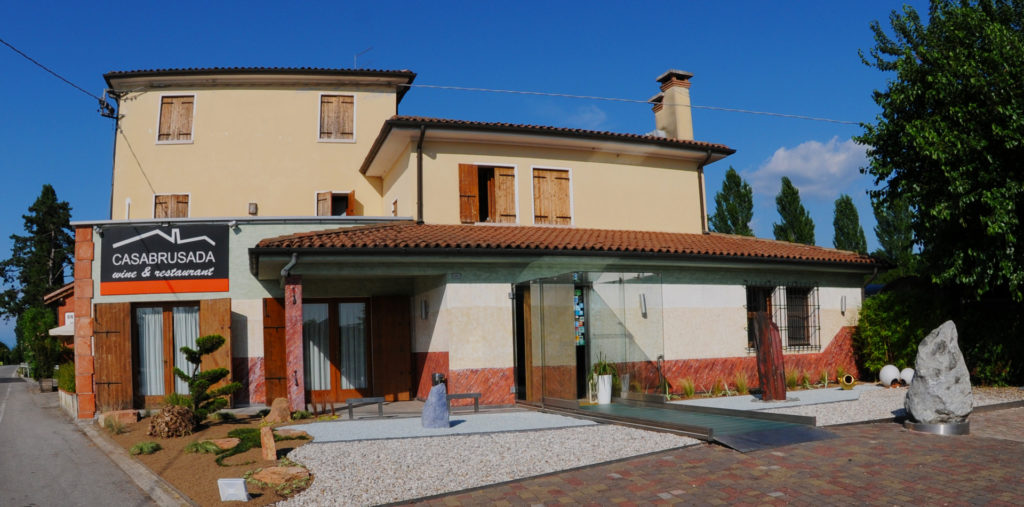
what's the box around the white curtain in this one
[338,302,367,389]
[172,306,200,394]
[136,307,164,396]
[303,304,330,390]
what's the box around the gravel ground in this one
[281,424,697,506]
[764,386,1024,426]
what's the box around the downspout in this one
[280,253,298,287]
[416,125,426,224]
[697,149,713,234]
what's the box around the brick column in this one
[73,226,96,419]
[284,275,305,412]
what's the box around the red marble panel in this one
[413,352,449,400]
[284,276,305,412]
[232,357,266,405]
[448,367,515,406]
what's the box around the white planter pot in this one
[597,374,613,404]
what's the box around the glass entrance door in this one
[303,301,371,402]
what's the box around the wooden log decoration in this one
[754,313,787,401]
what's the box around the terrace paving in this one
[415,406,1024,505]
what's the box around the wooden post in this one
[754,313,787,401]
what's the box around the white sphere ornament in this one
[879,364,901,387]
[900,367,915,385]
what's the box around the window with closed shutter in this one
[157,96,194,142]
[154,194,189,218]
[532,168,571,225]
[319,95,354,140]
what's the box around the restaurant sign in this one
[100,225,229,295]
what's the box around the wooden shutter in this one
[494,167,516,223]
[172,194,189,218]
[158,98,175,141]
[370,295,412,401]
[533,169,571,225]
[158,96,193,141]
[94,302,133,410]
[199,298,233,405]
[154,195,171,218]
[346,190,356,216]
[320,95,353,140]
[155,194,188,218]
[263,298,288,404]
[459,164,479,223]
[316,191,332,216]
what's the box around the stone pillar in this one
[754,313,787,402]
[284,275,305,412]
[73,226,96,419]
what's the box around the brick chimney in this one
[651,69,694,140]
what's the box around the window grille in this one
[745,282,820,352]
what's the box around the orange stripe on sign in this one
[100,279,229,295]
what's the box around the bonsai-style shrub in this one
[173,334,242,424]
[148,405,195,438]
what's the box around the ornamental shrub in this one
[173,334,242,425]
[854,278,951,377]
[56,361,75,392]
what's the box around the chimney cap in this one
[648,93,664,104]
[656,69,694,83]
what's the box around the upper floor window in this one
[316,191,355,216]
[459,164,516,223]
[532,168,571,225]
[319,95,354,141]
[745,284,820,351]
[154,194,189,218]
[157,95,194,143]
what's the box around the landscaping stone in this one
[275,429,310,439]
[98,410,138,427]
[209,437,241,450]
[252,466,309,486]
[421,383,449,428]
[265,397,291,423]
[905,321,973,424]
[753,313,786,401]
[260,426,277,461]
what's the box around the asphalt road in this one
[0,364,153,506]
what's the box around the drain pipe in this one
[280,253,298,286]
[416,125,426,224]
[697,150,713,234]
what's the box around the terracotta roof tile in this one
[255,223,876,266]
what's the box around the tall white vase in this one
[597,374,613,404]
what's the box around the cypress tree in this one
[773,177,815,245]
[709,167,754,236]
[833,194,868,253]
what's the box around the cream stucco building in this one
[69,67,875,419]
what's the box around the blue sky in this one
[0,1,927,347]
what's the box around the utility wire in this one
[400,83,859,125]
[117,126,157,195]
[0,35,103,102]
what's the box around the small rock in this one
[905,321,973,424]
[251,466,309,486]
[275,429,310,439]
[264,398,291,424]
[260,426,277,461]
[208,438,241,450]
[421,383,449,428]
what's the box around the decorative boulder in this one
[260,426,277,461]
[264,398,292,424]
[421,383,449,428]
[905,321,973,424]
[753,314,786,401]
[209,438,241,450]
[251,466,309,486]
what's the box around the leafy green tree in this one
[832,194,868,254]
[871,195,916,275]
[857,0,1024,300]
[772,177,815,245]
[16,307,60,379]
[709,167,754,236]
[0,184,73,316]
[173,334,242,424]
[0,341,9,364]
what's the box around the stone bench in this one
[447,392,481,413]
[345,397,386,420]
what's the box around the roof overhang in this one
[48,323,74,337]
[360,119,734,177]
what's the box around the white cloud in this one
[529,101,608,130]
[747,137,867,199]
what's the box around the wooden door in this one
[94,303,133,410]
[262,298,288,404]
[370,296,412,401]
[200,298,233,406]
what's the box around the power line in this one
[400,83,859,125]
[117,127,157,195]
[0,35,102,102]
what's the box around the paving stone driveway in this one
[418,407,1024,506]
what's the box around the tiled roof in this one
[384,116,735,154]
[255,223,876,266]
[104,66,415,79]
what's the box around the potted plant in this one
[588,353,618,405]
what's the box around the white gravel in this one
[764,386,1024,426]
[281,424,697,506]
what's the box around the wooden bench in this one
[446,392,481,413]
[345,397,386,420]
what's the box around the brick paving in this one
[415,407,1024,506]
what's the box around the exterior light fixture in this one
[639,293,647,318]
[421,300,428,320]
[840,295,847,315]
[248,202,258,215]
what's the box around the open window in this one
[316,191,356,216]
[459,164,516,223]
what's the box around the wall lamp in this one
[639,293,648,319]
[420,300,429,320]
